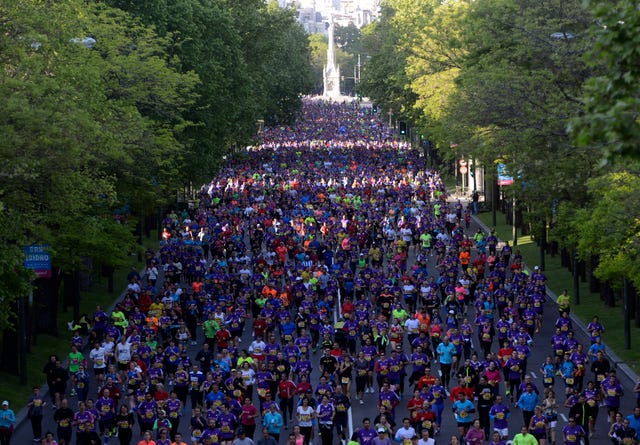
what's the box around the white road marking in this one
[561,413,568,422]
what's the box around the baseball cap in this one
[1,401,7,406]
[377,428,386,433]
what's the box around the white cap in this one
[2,401,7,405]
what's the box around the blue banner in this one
[23,244,52,278]
[497,163,514,186]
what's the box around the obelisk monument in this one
[323,16,341,98]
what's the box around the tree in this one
[309,33,329,94]
[108,0,313,178]
[0,0,198,334]
[571,170,640,289]
[571,0,640,163]
[440,0,596,221]
[403,0,467,147]
[334,23,362,52]
[233,3,313,125]
[359,1,419,121]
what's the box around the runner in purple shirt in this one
[562,418,585,445]
[357,418,378,445]
[488,395,510,440]
[602,373,625,423]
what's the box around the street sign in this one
[459,166,468,174]
[459,159,467,167]
[23,244,52,278]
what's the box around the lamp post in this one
[539,220,546,271]
[491,178,497,227]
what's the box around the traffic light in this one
[399,121,407,135]
[373,104,378,113]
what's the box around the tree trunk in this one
[560,248,570,268]
[579,260,587,282]
[634,284,640,328]
[1,305,20,374]
[79,256,93,292]
[62,271,80,325]
[601,282,615,307]
[589,256,600,293]
[34,276,58,337]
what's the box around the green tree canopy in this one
[571,0,640,163]
[108,0,313,179]
[570,170,640,289]
[0,0,198,329]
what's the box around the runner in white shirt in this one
[89,342,107,386]
[404,316,420,340]
[102,336,115,370]
[417,429,435,445]
[394,418,417,445]
[115,337,132,381]
[147,264,159,287]
[249,337,267,361]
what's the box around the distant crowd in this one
[1,100,639,445]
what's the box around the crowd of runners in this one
[2,100,640,445]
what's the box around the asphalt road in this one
[12,209,638,445]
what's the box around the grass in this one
[0,231,159,406]
[477,211,640,374]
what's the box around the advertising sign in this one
[497,163,514,186]
[23,244,52,278]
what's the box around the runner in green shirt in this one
[556,289,571,314]
[68,345,84,397]
[512,425,538,445]
[203,313,220,349]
